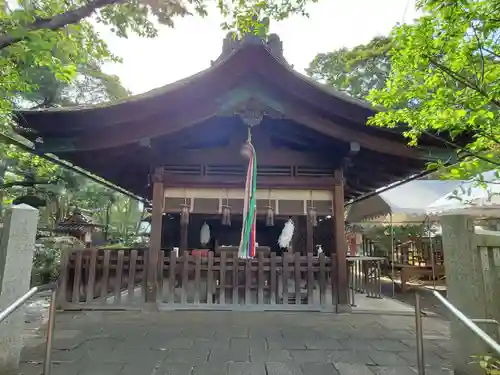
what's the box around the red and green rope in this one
[238,140,257,259]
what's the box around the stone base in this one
[336,304,352,313]
[142,302,159,312]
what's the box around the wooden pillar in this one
[291,216,300,254]
[180,223,188,254]
[146,169,164,303]
[333,167,348,307]
[306,216,314,255]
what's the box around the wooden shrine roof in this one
[13,34,443,201]
[55,209,103,232]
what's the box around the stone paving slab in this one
[19,311,453,375]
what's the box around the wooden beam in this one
[352,151,424,173]
[161,174,337,190]
[71,98,220,150]
[157,146,334,168]
[282,104,420,159]
[263,120,347,152]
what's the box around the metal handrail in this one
[0,282,57,375]
[414,290,500,375]
[347,257,385,306]
[470,318,500,342]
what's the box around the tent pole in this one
[390,213,395,298]
[428,216,436,290]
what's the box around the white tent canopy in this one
[346,180,462,225]
[427,171,500,217]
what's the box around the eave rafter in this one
[34,83,424,161]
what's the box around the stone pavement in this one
[19,311,453,375]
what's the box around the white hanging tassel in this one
[200,222,210,246]
[278,219,295,249]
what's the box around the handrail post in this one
[432,290,500,356]
[471,318,500,342]
[414,292,426,375]
[43,287,57,375]
[0,283,57,375]
[0,286,40,323]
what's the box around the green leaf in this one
[307,0,500,179]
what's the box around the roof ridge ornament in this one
[236,100,265,127]
[211,20,290,67]
[237,109,264,127]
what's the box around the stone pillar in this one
[440,215,492,375]
[0,204,39,375]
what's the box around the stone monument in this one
[0,204,39,374]
[440,215,500,375]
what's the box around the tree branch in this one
[29,96,53,109]
[470,22,485,85]
[483,47,500,60]
[0,0,124,50]
[428,56,500,108]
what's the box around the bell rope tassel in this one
[180,203,190,225]
[221,205,231,226]
[265,206,274,227]
[308,206,318,227]
[238,139,257,259]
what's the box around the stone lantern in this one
[55,209,103,247]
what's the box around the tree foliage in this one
[0,3,141,243]
[0,143,146,240]
[367,0,500,179]
[307,36,393,99]
[17,63,130,108]
[1,0,317,125]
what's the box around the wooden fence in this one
[57,248,148,310]
[58,249,338,311]
[158,252,337,311]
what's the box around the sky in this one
[100,0,420,95]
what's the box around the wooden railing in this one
[158,252,337,311]
[57,248,147,310]
[58,249,338,311]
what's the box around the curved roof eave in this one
[14,39,384,135]
[18,40,376,114]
